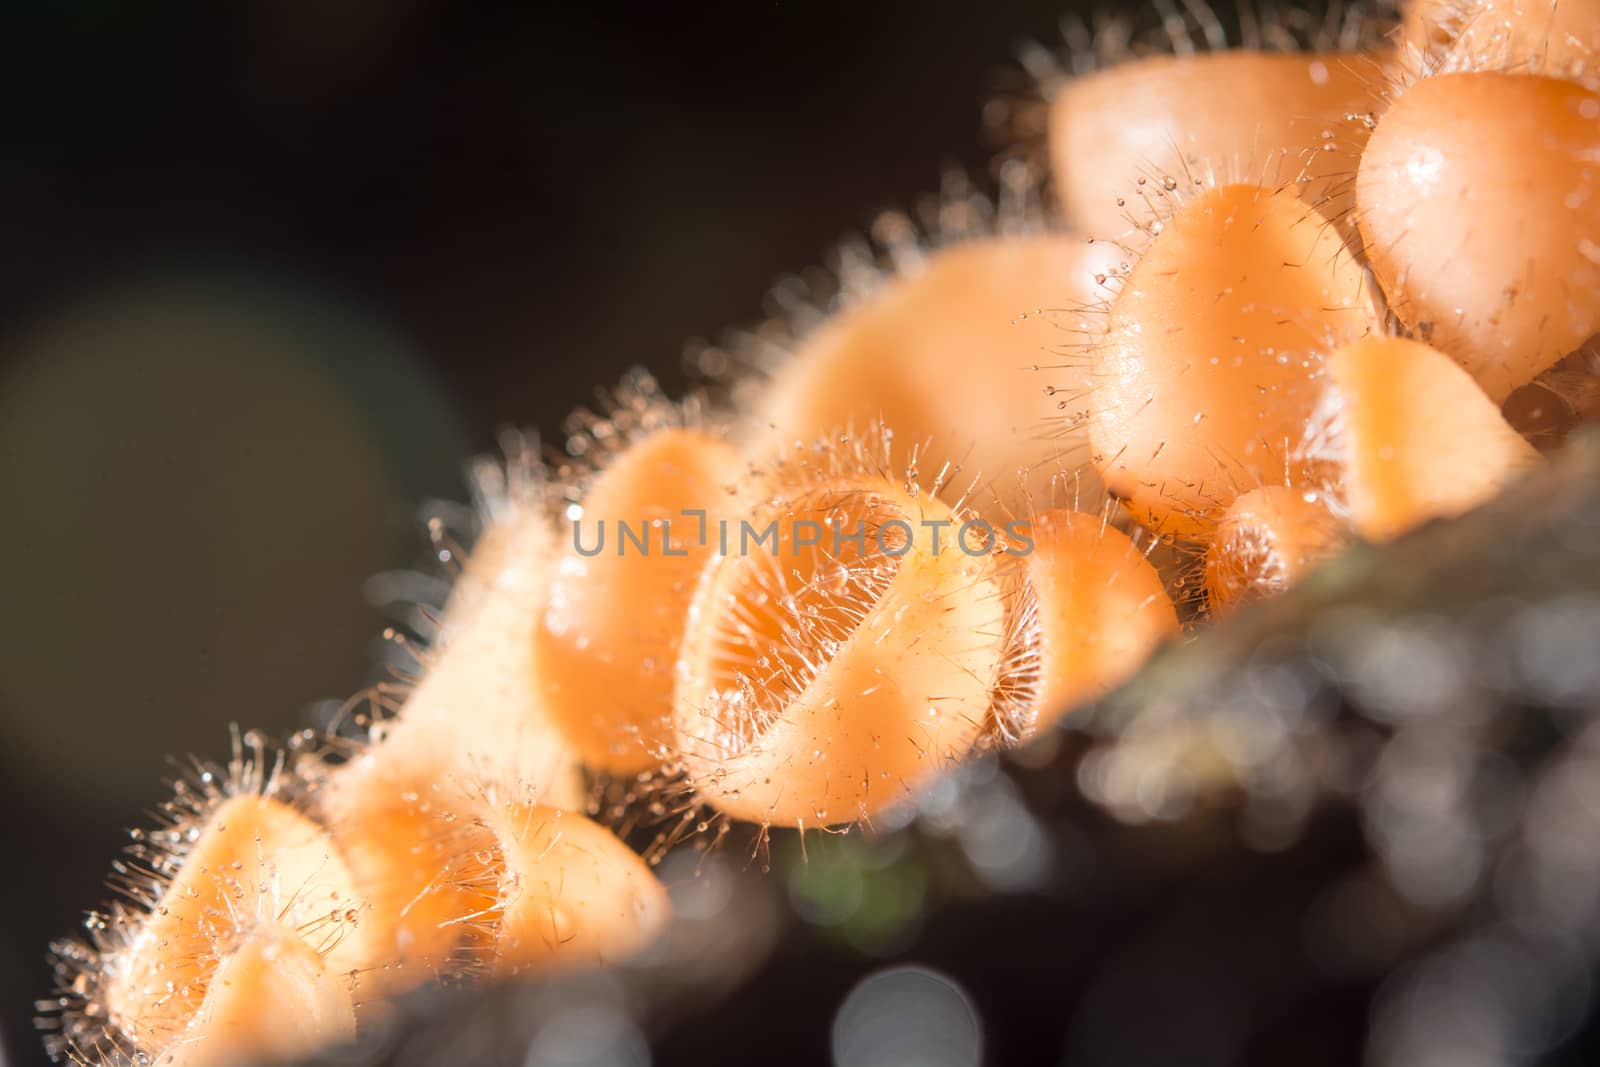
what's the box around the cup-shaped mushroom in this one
[1327,335,1541,539]
[1204,486,1347,611]
[320,787,502,999]
[1357,72,1600,404]
[155,928,356,1067]
[1089,183,1378,539]
[674,478,1006,826]
[759,235,1121,513]
[1049,52,1379,238]
[993,510,1180,741]
[535,428,740,772]
[486,805,670,974]
[104,794,364,1054]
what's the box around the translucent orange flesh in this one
[324,789,667,993]
[311,435,693,999]
[321,796,500,1000]
[674,479,1005,826]
[488,805,670,974]
[1025,510,1180,732]
[1357,72,1600,404]
[105,795,363,1051]
[1090,183,1378,539]
[154,929,356,1067]
[759,235,1121,513]
[1205,486,1346,611]
[535,429,739,773]
[1049,52,1380,238]
[1329,335,1540,540]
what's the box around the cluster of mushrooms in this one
[40,0,1599,1063]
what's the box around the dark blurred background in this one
[0,2,1089,1063]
